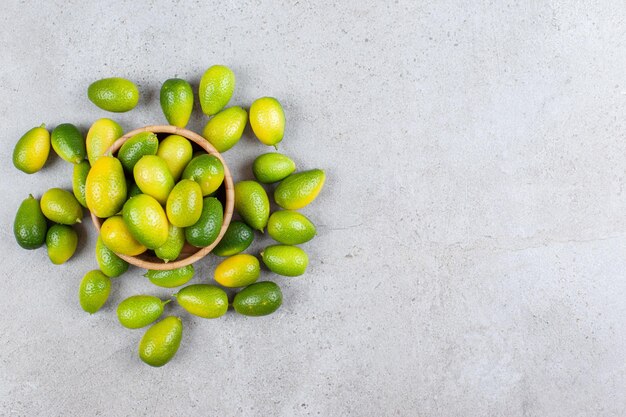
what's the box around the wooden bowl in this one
[90,125,234,271]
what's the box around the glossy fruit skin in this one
[267,210,316,245]
[261,245,309,277]
[233,281,282,317]
[274,169,326,210]
[166,179,203,228]
[40,188,83,225]
[155,224,185,262]
[88,77,139,113]
[157,135,193,181]
[249,97,285,147]
[234,181,270,232]
[79,270,111,314]
[85,156,127,218]
[117,295,167,329]
[212,221,254,257]
[202,106,248,152]
[139,316,183,367]
[214,254,260,288]
[14,195,47,249]
[252,153,296,183]
[185,197,223,247]
[145,265,194,288]
[95,235,129,277]
[86,118,123,165]
[72,161,90,208]
[13,124,50,174]
[51,123,86,164]
[118,132,159,173]
[199,65,235,116]
[160,79,193,127]
[46,224,78,264]
[122,194,169,250]
[100,216,147,256]
[182,154,225,196]
[174,284,228,318]
[133,155,175,205]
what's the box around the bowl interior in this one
[90,125,234,271]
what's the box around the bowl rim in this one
[90,124,235,271]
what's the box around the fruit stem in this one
[162,299,172,306]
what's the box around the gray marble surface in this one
[1,1,625,416]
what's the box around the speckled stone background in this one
[1,1,625,416]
